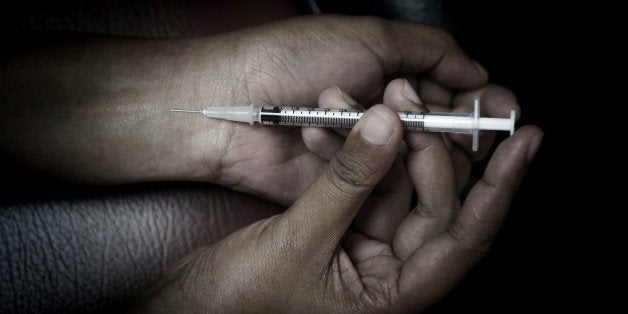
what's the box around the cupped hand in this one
[137,103,542,312]
[209,15,494,205]
[0,15,516,200]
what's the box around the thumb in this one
[280,105,403,253]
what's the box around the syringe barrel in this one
[258,106,362,127]
[257,107,513,134]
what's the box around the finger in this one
[447,126,543,255]
[354,18,488,88]
[301,127,344,160]
[454,85,521,119]
[281,105,403,254]
[423,103,450,113]
[416,102,473,193]
[382,74,421,102]
[382,78,429,112]
[301,86,358,159]
[339,81,413,243]
[417,78,453,106]
[354,156,413,244]
[383,79,458,261]
[390,96,470,194]
[442,136,472,194]
[322,86,363,138]
[397,126,543,307]
[448,85,521,160]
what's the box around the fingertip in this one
[452,85,519,119]
[514,125,544,162]
[383,78,428,112]
[511,125,544,143]
[482,85,521,119]
[430,52,488,89]
[403,79,422,104]
[383,79,406,110]
[472,60,489,81]
[494,125,543,158]
[484,125,543,187]
[358,105,402,146]
[318,86,359,110]
[417,78,453,106]
[335,85,359,108]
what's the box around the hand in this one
[136,104,543,312]
[302,79,520,197]
[211,15,500,205]
[0,15,514,207]
[0,16,518,206]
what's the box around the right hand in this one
[137,102,543,312]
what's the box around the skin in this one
[134,82,543,312]
[0,15,542,311]
[0,15,517,207]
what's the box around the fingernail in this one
[472,60,488,79]
[335,86,358,107]
[526,132,544,162]
[403,79,421,104]
[360,110,393,146]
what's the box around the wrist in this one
[0,32,245,185]
[143,37,241,183]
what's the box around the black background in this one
[432,1,588,312]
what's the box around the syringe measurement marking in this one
[287,115,354,127]
[401,113,426,130]
[260,110,429,130]
[402,119,425,130]
[276,110,361,127]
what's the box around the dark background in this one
[429,1,586,312]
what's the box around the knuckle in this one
[447,220,492,267]
[438,27,455,43]
[430,26,456,47]
[327,150,377,196]
[354,16,396,49]
[481,177,516,203]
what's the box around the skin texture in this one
[135,82,543,312]
[0,14,541,311]
[0,15,518,207]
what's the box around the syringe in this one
[171,98,515,151]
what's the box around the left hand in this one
[208,15,518,204]
[0,15,516,208]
